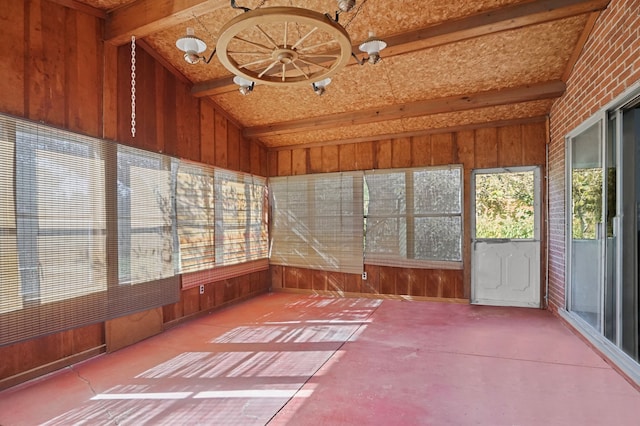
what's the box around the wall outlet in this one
[362,271,367,280]
[199,285,205,295]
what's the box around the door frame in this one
[470,166,542,307]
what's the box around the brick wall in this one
[547,0,640,311]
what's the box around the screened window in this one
[270,172,364,274]
[117,145,178,285]
[364,166,462,268]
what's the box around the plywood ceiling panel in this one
[259,99,554,148]
[66,0,610,150]
[210,15,586,129]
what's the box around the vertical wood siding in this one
[268,122,547,301]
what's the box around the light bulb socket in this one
[184,51,202,64]
[233,75,255,95]
[367,53,381,65]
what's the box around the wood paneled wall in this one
[0,0,103,135]
[0,0,269,389]
[110,44,268,176]
[268,120,547,301]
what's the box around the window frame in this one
[364,165,464,270]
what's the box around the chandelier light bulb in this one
[337,0,356,12]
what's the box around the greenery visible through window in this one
[475,171,535,239]
[571,168,603,239]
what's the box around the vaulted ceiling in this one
[65,0,609,149]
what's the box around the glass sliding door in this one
[568,119,604,330]
[604,113,618,342]
[567,102,640,368]
[621,107,640,362]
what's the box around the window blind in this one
[176,162,215,274]
[270,172,364,274]
[1,116,109,346]
[364,166,463,269]
[214,169,268,267]
[112,145,180,318]
[117,145,178,284]
[0,123,21,315]
[0,114,180,347]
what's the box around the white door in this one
[471,167,541,308]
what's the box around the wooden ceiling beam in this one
[192,0,609,97]
[105,0,229,46]
[380,0,610,58]
[47,0,107,19]
[242,80,566,138]
[269,116,548,152]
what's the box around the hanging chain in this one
[343,0,368,29]
[130,36,137,138]
[192,12,217,44]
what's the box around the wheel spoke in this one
[291,27,319,49]
[232,36,272,52]
[255,25,279,49]
[283,21,289,48]
[299,53,341,59]
[227,51,270,55]
[238,57,274,69]
[281,64,286,81]
[291,60,310,79]
[297,57,331,71]
[297,39,338,52]
[258,60,280,78]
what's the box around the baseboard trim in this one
[0,345,106,392]
[557,309,640,391]
[272,287,469,304]
[163,289,270,330]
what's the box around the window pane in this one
[475,171,535,239]
[365,166,463,266]
[414,168,461,214]
[415,216,462,261]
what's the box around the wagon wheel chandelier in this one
[175,0,387,95]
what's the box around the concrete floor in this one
[1,292,639,425]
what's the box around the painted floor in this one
[1,292,639,425]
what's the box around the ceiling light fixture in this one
[358,32,387,65]
[233,75,255,95]
[175,0,386,95]
[175,27,213,64]
[312,78,332,96]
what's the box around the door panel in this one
[471,168,541,307]
[474,241,540,307]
